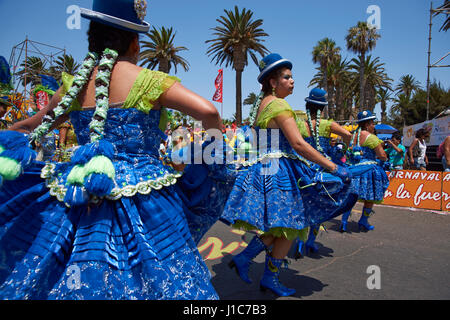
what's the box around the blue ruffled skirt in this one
[175,162,237,244]
[0,162,219,300]
[348,164,389,202]
[221,157,357,236]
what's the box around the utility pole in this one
[426,1,433,121]
[426,1,450,121]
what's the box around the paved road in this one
[197,203,450,300]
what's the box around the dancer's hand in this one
[330,165,352,184]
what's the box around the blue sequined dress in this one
[0,70,231,300]
[220,99,355,238]
[297,119,346,166]
[297,119,358,216]
[347,134,389,201]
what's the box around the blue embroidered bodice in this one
[41,108,181,203]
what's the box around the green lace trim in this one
[63,68,179,115]
[60,72,80,113]
[237,151,311,168]
[255,98,296,128]
[233,220,309,242]
[297,119,333,138]
[41,163,183,206]
[362,134,383,149]
[124,69,180,114]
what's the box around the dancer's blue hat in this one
[305,88,328,106]
[356,110,377,123]
[257,53,292,84]
[81,0,150,33]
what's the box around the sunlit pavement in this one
[198,202,450,300]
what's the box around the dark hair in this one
[260,68,286,94]
[392,131,402,141]
[415,128,426,138]
[359,119,374,131]
[87,21,139,56]
[305,101,326,117]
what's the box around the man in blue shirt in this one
[385,131,406,170]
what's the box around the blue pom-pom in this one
[0,131,36,181]
[84,173,114,197]
[0,131,30,150]
[71,140,115,164]
[64,185,89,206]
[1,147,36,167]
[67,139,116,201]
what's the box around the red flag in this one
[212,69,223,103]
[35,90,49,110]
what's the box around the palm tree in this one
[16,56,47,88]
[391,93,410,127]
[345,21,381,112]
[435,0,449,32]
[376,88,392,123]
[139,26,190,74]
[206,6,269,125]
[357,55,392,112]
[309,56,351,120]
[329,58,352,120]
[46,54,80,82]
[311,38,341,90]
[243,92,258,106]
[395,74,421,100]
[55,54,80,77]
[311,38,341,118]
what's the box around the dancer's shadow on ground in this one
[326,218,366,234]
[286,239,334,261]
[210,255,328,300]
[209,231,329,300]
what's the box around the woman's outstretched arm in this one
[159,82,221,131]
[8,88,68,134]
[274,113,336,172]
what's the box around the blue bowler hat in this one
[305,87,328,106]
[356,110,377,123]
[257,53,292,84]
[81,0,150,33]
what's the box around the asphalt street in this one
[197,203,450,300]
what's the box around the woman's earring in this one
[272,87,277,97]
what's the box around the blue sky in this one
[1,0,449,121]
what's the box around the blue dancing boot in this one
[228,235,267,284]
[260,254,296,297]
[294,238,305,259]
[358,207,375,231]
[305,225,320,254]
[339,210,352,233]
